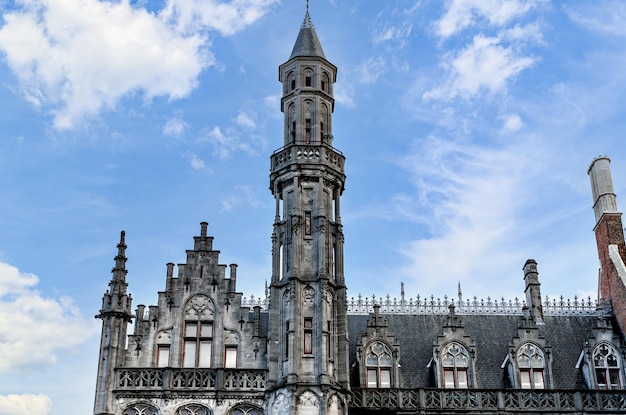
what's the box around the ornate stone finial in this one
[200,221,208,237]
[306,0,309,13]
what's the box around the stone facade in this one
[94,10,626,415]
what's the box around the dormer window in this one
[517,343,545,389]
[441,342,469,388]
[593,343,623,389]
[365,342,393,388]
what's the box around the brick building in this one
[94,10,626,415]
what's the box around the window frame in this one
[183,320,213,368]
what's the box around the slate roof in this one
[289,12,326,60]
[347,313,600,389]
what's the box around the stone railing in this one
[351,388,626,413]
[241,295,268,310]
[115,368,266,393]
[271,144,345,172]
[346,294,601,316]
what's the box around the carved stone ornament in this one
[272,393,289,415]
[184,295,215,320]
[303,286,315,304]
[299,391,320,407]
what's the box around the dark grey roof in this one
[348,313,599,389]
[289,12,326,60]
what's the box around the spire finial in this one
[306,0,309,13]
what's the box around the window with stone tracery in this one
[517,342,545,389]
[593,343,623,389]
[176,404,210,415]
[122,403,159,415]
[230,405,263,415]
[182,295,215,368]
[441,342,470,388]
[365,341,393,388]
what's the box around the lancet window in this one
[441,342,470,389]
[593,343,623,389]
[517,343,545,389]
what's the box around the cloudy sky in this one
[1,0,626,413]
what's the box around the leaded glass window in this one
[441,342,469,389]
[365,341,393,388]
[517,343,545,389]
[593,343,623,390]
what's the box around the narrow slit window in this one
[304,318,313,354]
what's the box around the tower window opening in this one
[320,122,325,143]
[279,244,284,281]
[291,121,296,143]
[285,321,290,359]
[305,119,311,144]
[305,76,312,87]
[332,244,336,279]
[304,318,313,354]
[305,211,312,235]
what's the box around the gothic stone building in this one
[94,11,626,415]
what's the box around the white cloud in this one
[567,1,626,37]
[502,113,523,132]
[396,135,545,296]
[0,261,95,373]
[424,34,535,100]
[0,0,278,130]
[183,152,211,172]
[221,185,262,212]
[372,22,413,45]
[354,56,388,85]
[435,0,540,39]
[234,110,257,129]
[0,394,52,415]
[163,116,189,138]
[160,0,280,36]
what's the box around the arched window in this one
[517,343,545,389]
[122,403,159,415]
[321,72,329,93]
[304,68,313,87]
[441,342,469,388]
[287,72,295,92]
[231,405,263,415]
[593,343,623,389]
[182,295,215,368]
[365,341,393,388]
[176,404,210,415]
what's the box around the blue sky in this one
[0,0,625,413]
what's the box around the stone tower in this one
[94,231,133,415]
[266,8,350,415]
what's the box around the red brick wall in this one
[594,213,626,334]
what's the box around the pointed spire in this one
[112,231,128,282]
[289,7,326,59]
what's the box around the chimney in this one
[523,259,544,324]
[588,156,626,334]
